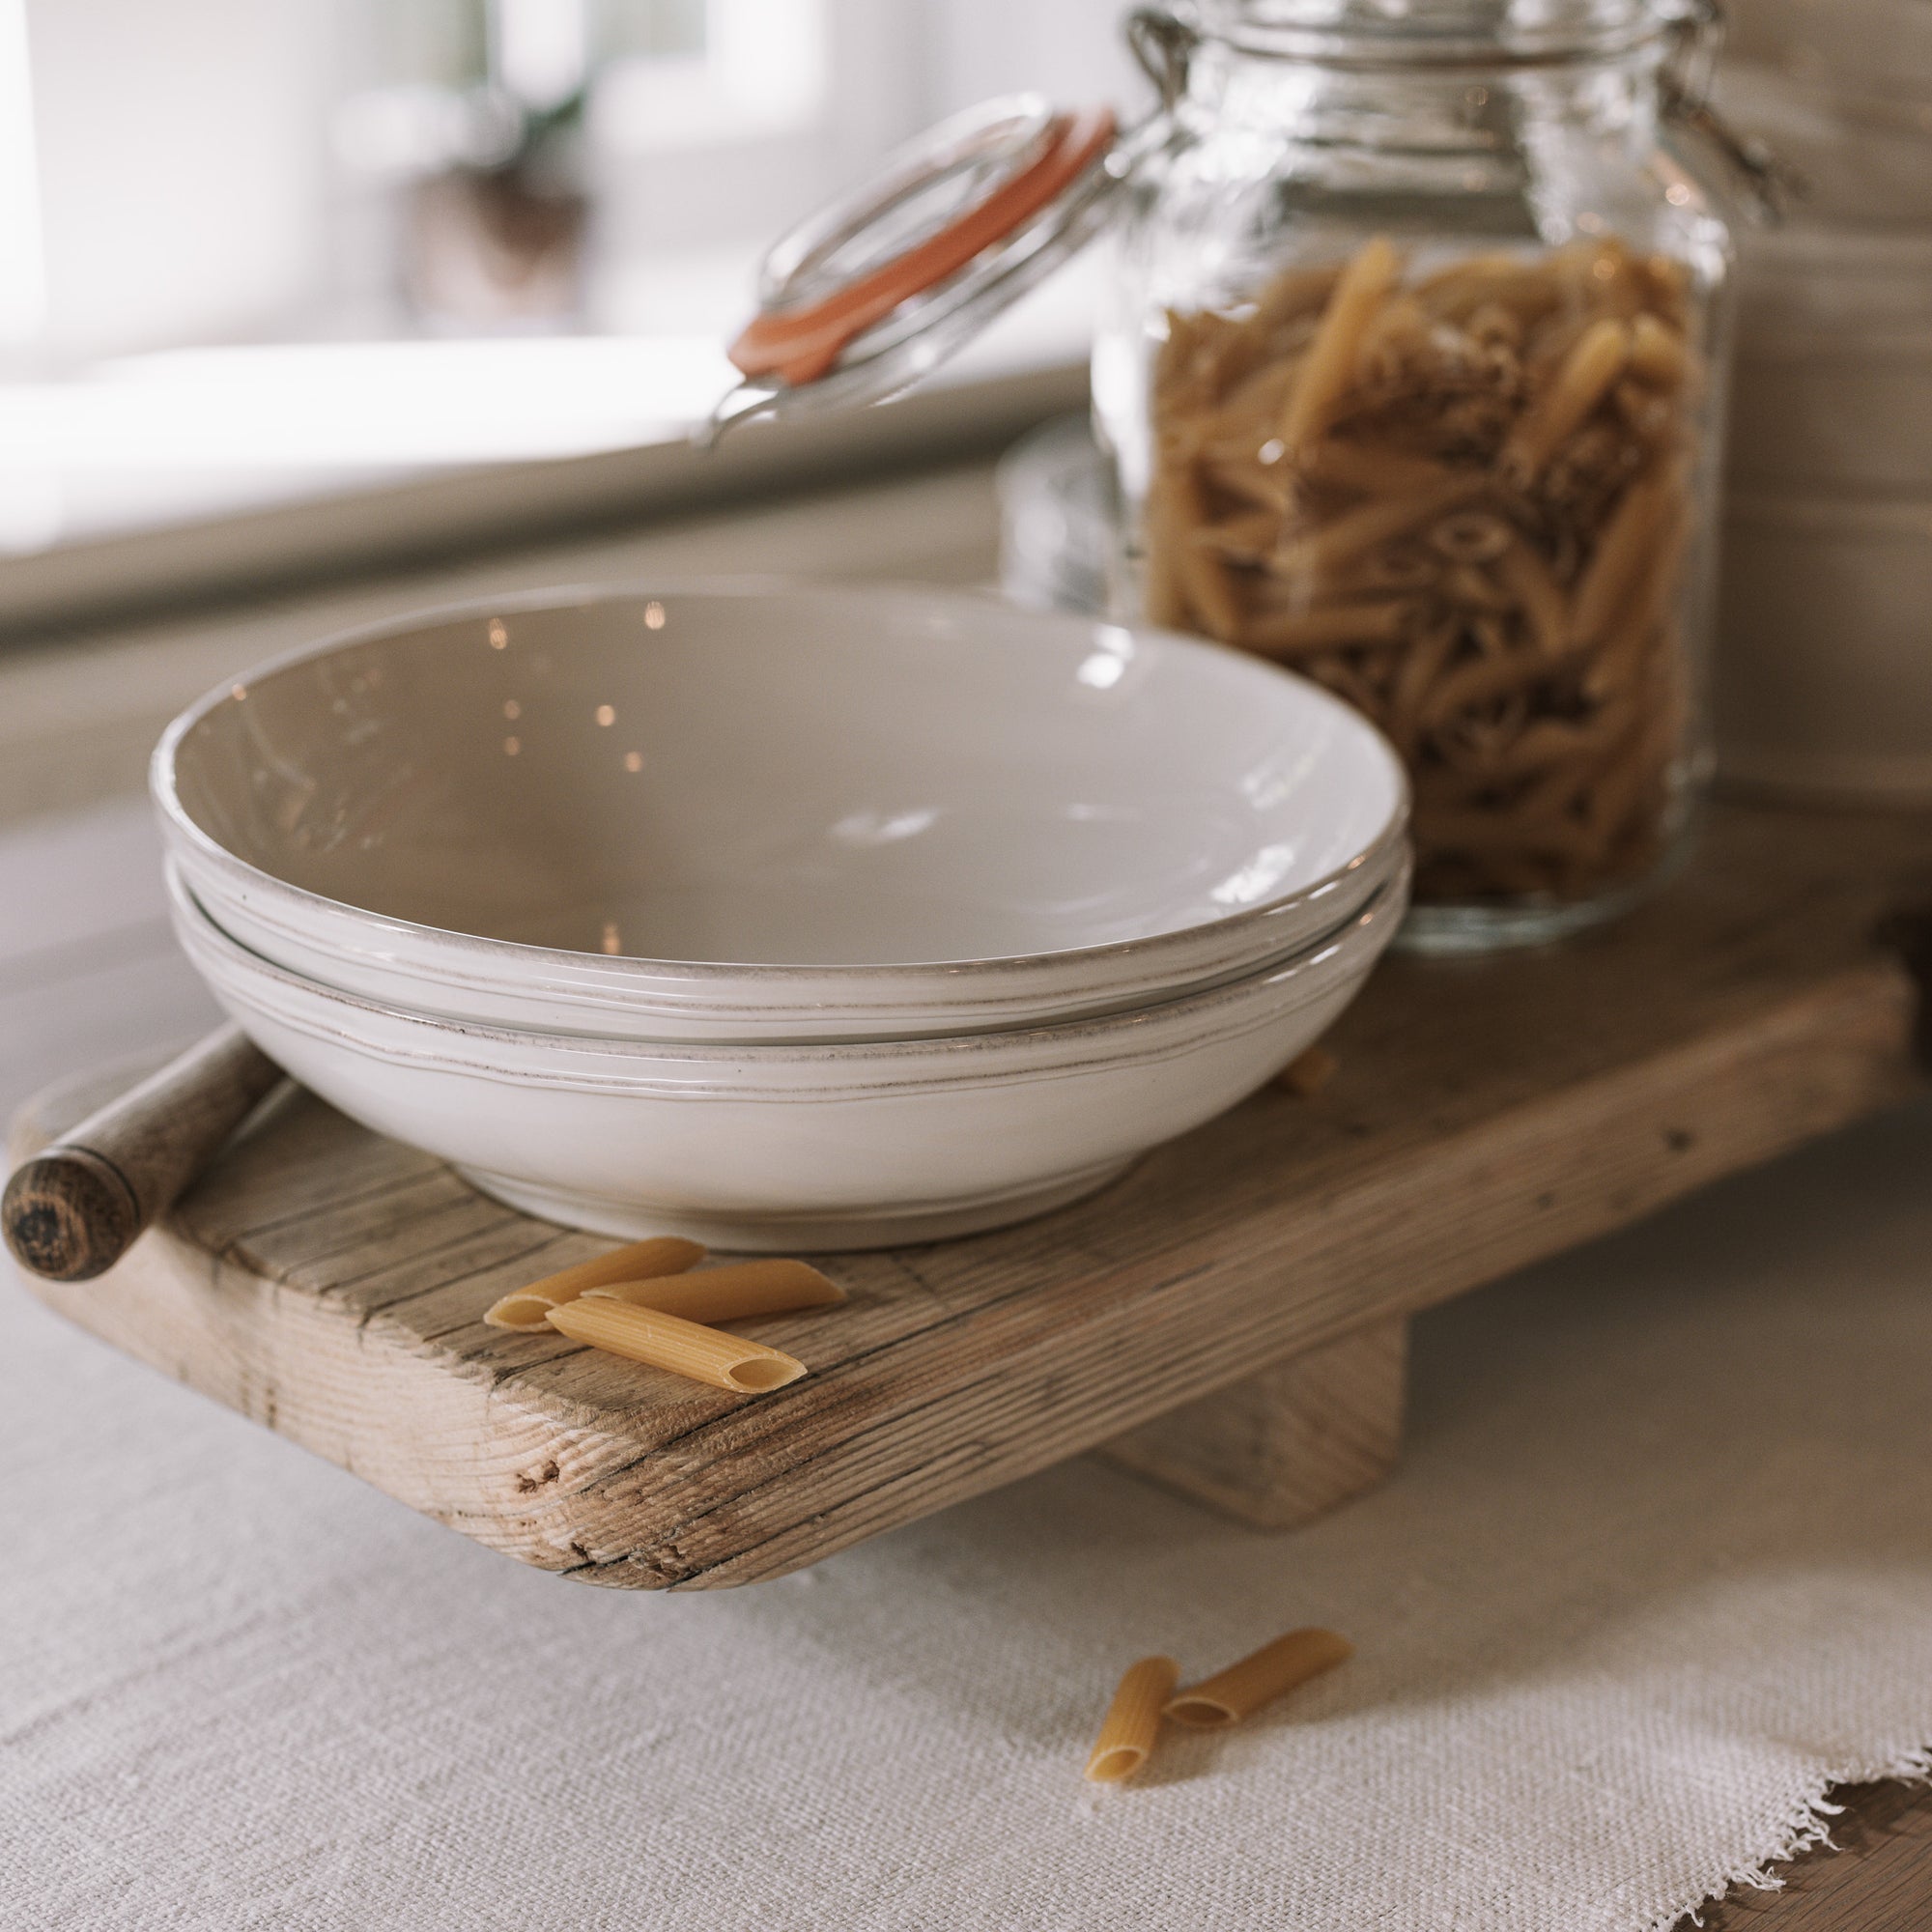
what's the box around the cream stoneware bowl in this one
[155,583,1408,1043]
[168,860,1407,1250]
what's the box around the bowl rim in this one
[153,577,1411,987]
[170,854,1408,1097]
[172,846,1398,1041]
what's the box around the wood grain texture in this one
[3,1024,281,1280]
[1698,1780,1932,1928]
[1100,1316,1407,1527]
[7,800,1931,1592]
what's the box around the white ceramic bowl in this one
[167,857,1407,1250]
[155,583,1408,1043]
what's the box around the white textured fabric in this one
[6,1102,1932,1932]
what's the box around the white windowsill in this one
[0,249,1102,635]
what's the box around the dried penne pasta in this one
[1501,317,1629,482]
[1568,457,1688,648]
[1251,261,1344,328]
[1626,311,1690,388]
[545,1296,808,1393]
[1273,475,1484,580]
[1302,439,1455,496]
[1145,228,1705,909]
[582,1258,846,1324]
[1273,1043,1339,1097]
[1429,510,1515,565]
[484,1236,706,1329]
[1140,478,1190,629]
[1279,234,1401,456]
[1236,598,1413,656]
[1084,1656,1180,1783]
[1416,644,1555,732]
[1169,462,1245,639]
[1164,1627,1353,1728]
[1493,541,1568,660]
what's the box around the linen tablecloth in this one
[7,1098,1932,1932]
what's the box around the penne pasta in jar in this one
[722,0,1743,943]
[1137,231,1717,942]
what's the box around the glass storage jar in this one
[1094,0,1734,949]
[720,1,1740,952]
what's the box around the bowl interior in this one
[165,587,1404,970]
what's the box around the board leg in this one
[1097,1316,1408,1529]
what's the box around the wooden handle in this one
[3,1024,283,1282]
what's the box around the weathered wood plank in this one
[8,800,1931,1590]
[1100,1316,1408,1527]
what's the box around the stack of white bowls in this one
[1712,0,1932,803]
[154,584,1409,1251]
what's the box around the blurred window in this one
[0,0,1129,562]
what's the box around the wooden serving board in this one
[11,800,1932,1591]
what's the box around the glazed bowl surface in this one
[156,582,1408,1042]
[167,857,1407,1250]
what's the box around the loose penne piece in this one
[545,1296,808,1393]
[1164,1628,1353,1729]
[1084,1656,1180,1784]
[484,1236,706,1329]
[1279,236,1401,456]
[582,1258,845,1324]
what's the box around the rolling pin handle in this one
[2,1024,283,1283]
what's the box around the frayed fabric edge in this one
[1653,1743,1932,1932]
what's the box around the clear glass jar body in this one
[1094,6,1734,950]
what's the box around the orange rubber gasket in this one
[728,105,1118,388]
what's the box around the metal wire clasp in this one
[1125,7,1200,111]
[1661,0,1807,224]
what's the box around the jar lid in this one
[712,95,1134,434]
[1186,0,1691,64]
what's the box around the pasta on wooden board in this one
[1164,1627,1354,1729]
[483,1236,705,1329]
[544,1296,808,1393]
[1085,1656,1180,1783]
[1147,232,1703,905]
[582,1258,845,1324]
